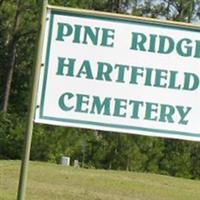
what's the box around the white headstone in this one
[61,156,70,166]
[74,160,79,168]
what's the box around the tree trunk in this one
[126,158,129,171]
[0,0,4,6]
[2,0,21,113]
[187,1,195,23]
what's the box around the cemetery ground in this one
[1,160,200,200]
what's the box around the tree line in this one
[1,0,200,179]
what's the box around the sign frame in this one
[35,5,200,141]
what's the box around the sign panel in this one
[35,6,200,141]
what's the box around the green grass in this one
[1,160,200,200]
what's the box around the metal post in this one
[17,0,48,199]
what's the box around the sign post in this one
[17,1,48,199]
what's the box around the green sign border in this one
[38,8,200,139]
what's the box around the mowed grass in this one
[1,160,200,200]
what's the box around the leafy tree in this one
[0,0,39,113]
[0,113,24,159]
[190,143,200,179]
[134,0,200,22]
[160,140,192,178]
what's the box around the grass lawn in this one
[1,160,200,200]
